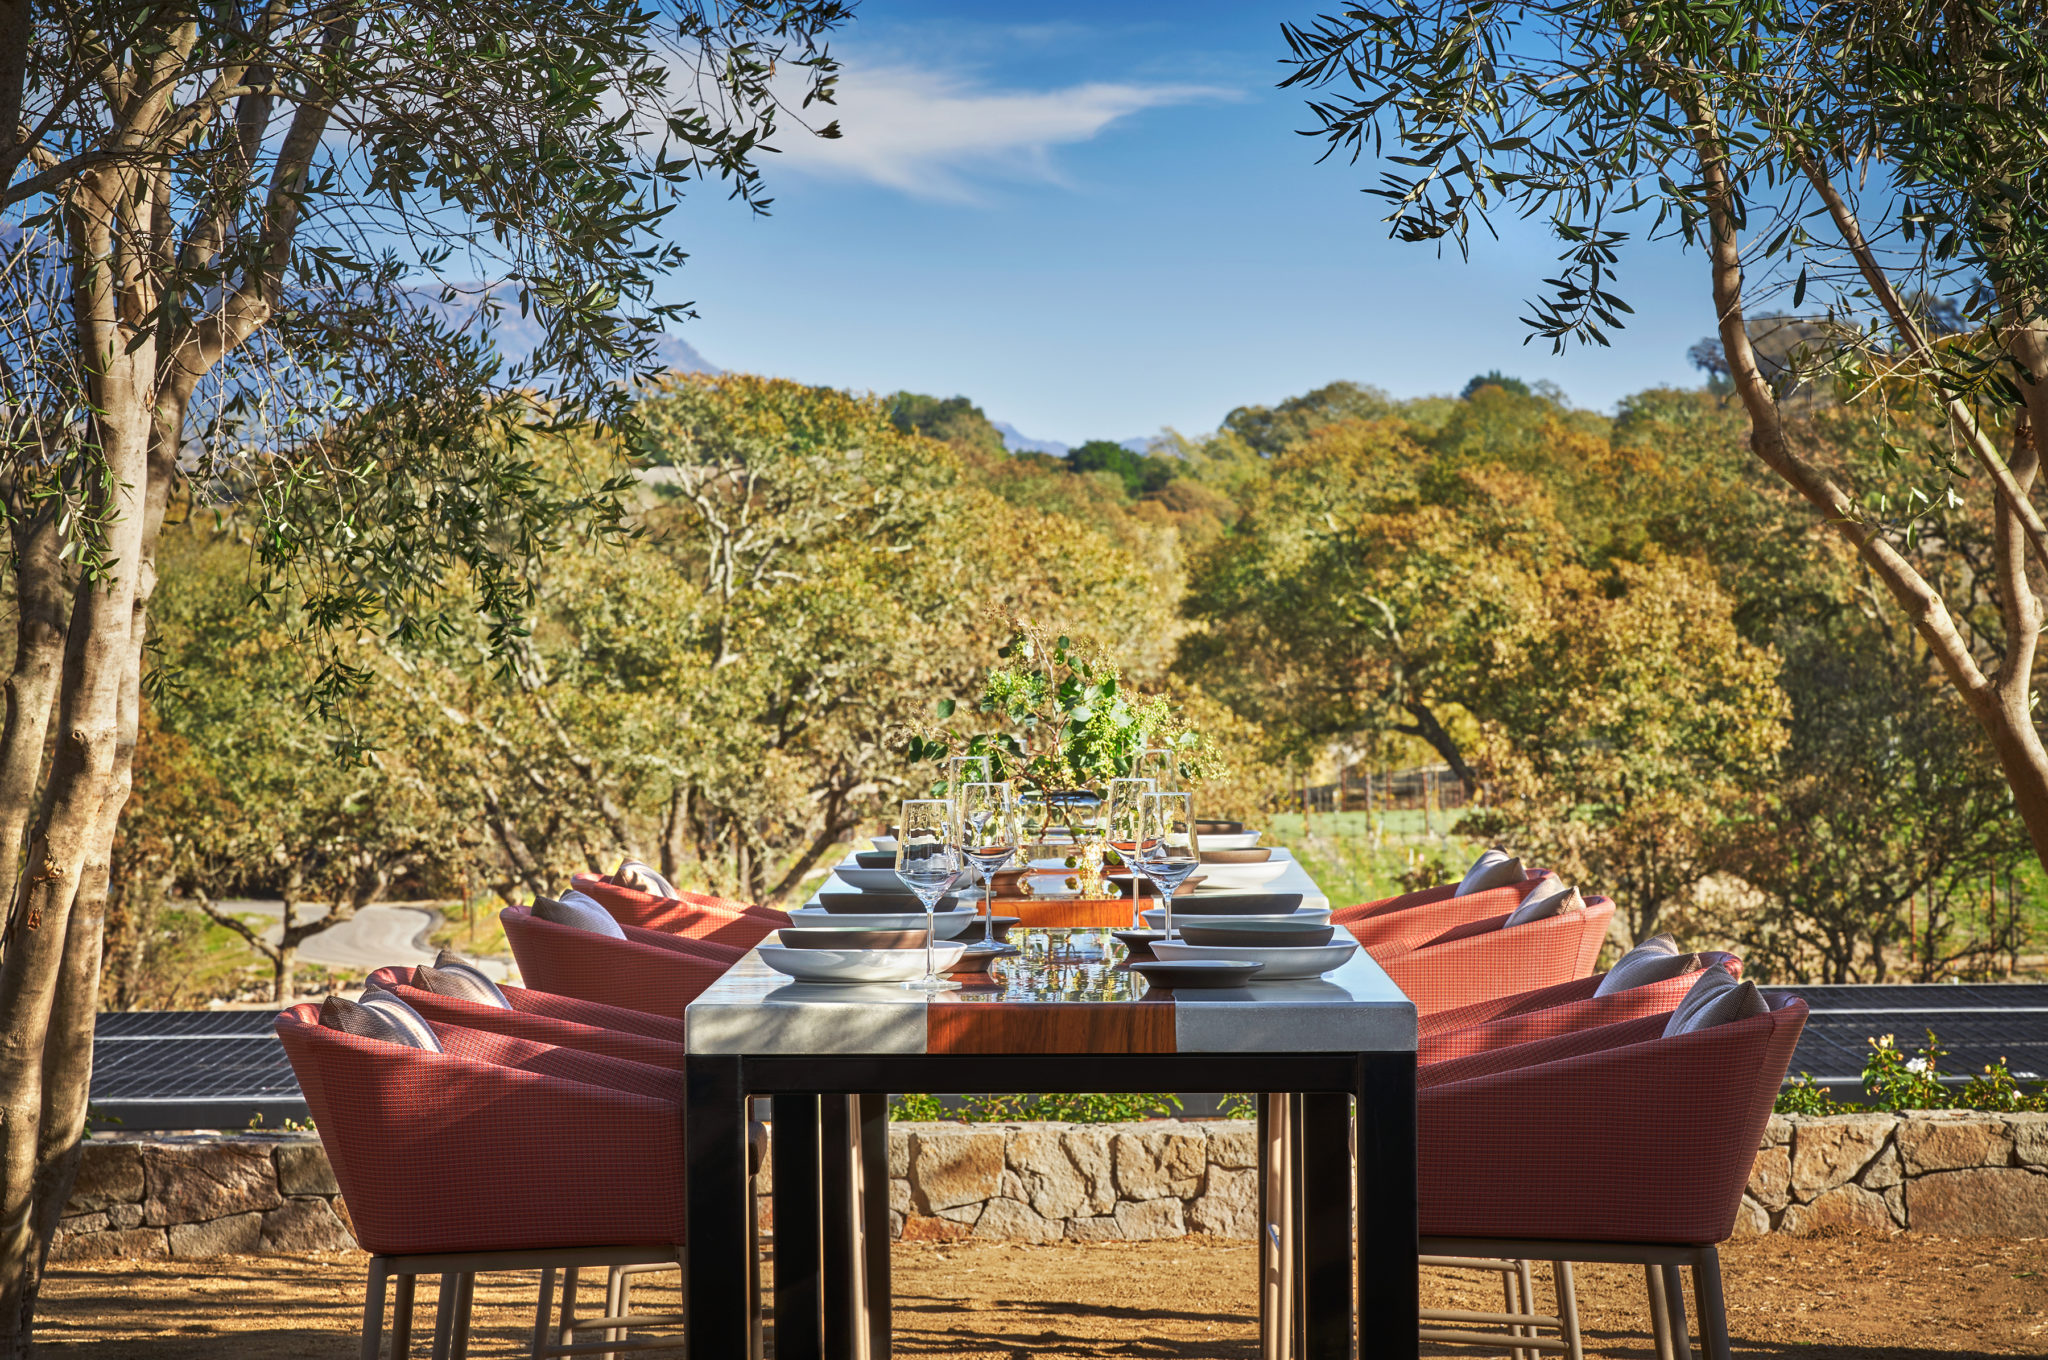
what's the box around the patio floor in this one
[35,1233,2047,1357]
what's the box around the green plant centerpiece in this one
[907,614,1225,899]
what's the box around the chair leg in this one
[362,1258,390,1360]
[1644,1265,1673,1360]
[1500,1264,1527,1360]
[1662,1264,1694,1360]
[451,1273,475,1360]
[561,1266,580,1348]
[1552,1261,1584,1360]
[531,1267,557,1360]
[392,1272,418,1360]
[604,1264,627,1360]
[749,1171,765,1360]
[1693,1249,1734,1360]
[1523,1261,1540,1360]
[431,1274,457,1360]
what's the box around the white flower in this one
[1905,1058,1930,1074]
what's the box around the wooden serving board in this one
[995,896,1138,928]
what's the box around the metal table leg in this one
[1357,1053,1419,1360]
[1302,1092,1353,1360]
[858,1092,894,1360]
[772,1093,824,1360]
[684,1055,752,1360]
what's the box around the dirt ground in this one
[34,1233,2048,1358]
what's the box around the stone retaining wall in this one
[55,1135,354,1262]
[1741,1111,2048,1237]
[55,1112,2048,1260]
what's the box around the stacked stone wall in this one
[55,1112,2048,1260]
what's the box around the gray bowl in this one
[1166,893,1305,916]
[1178,920,1335,948]
[778,926,929,950]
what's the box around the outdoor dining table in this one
[683,923,1419,1360]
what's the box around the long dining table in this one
[683,913,1419,1360]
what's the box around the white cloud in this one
[772,64,1232,202]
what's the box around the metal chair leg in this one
[1662,1264,1694,1360]
[1693,1249,1734,1360]
[362,1258,390,1360]
[1501,1265,1528,1360]
[1645,1264,1674,1360]
[431,1274,457,1360]
[392,1272,417,1360]
[604,1264,627,1360]
[531,1267,558,1360]
[451,1273,475,1360]
[560,1267,580,1348]
[1552,1261,1584,1360]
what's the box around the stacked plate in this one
[1145,916,1357,980]
[787,905,980,937]
[759,927,969,984]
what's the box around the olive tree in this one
[1281,3,2048,870]
[0,2,850,1343]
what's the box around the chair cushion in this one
[532,893,627,939]
[414,952,512,1009]
[1593,935,1695,996]
[610,859,679,900]
[321,992,443,1052]
[1503,880,1579,927]
[1455,849,1525,897]
[1662,964,1769,1036]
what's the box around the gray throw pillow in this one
[414,950,513,1009]
[1503,879,1579,927]
[613,858,679,900]
[320,992,443,1052]
[1661,963,1741,1037]
[1667,979,1769,1036]
[1593,937,1696,996]
[1454,849,1525,897]
[532,893,627,940]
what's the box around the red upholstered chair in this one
[364,966,686,1068]
[1370,897,1616,1017]
[275,1004,693,1358]
[571,872,788,948]
[1417,997,1808,1360]
[1416,951,1744,1042]
[1335,873,1557,953]
[501,905,734,1023]
[1417,953,1744,1065]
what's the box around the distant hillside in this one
[995,423,1157,458]
[416,284,720,379]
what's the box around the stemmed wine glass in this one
[894,799,963,992]
[956,782,1020,946]
[1135,791,1202,941]
[944,754,990,801]
[1135,748,1178,793]
[1104,776,1155,928]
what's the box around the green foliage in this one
[1774,1032,2048,1114]
[883,393,1008,460]
[1460,372,1531,400]
[1221,381,1396,455]
[888,1093,1186,1123]
[1068,440,1177,499]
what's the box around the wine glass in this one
[1104,776,1155,928]
[1135,791,1202,940]
[1135,747,1178,792]
[943,753,989,801]
[894,799,963,992]
[956,782,1019,945]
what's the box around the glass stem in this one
[925,900,936,981]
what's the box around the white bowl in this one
[832,865,912,892]
[866,836,898,851]
[1141,906,1333,930]
[1200,831,1265,851]
[1195,860,1289,888]
[1147,938,1357,980]
[758,942,967,983]
[788,905,979,938]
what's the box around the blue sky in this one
[662,1,1716,446]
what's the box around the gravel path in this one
[213,901,506,979]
